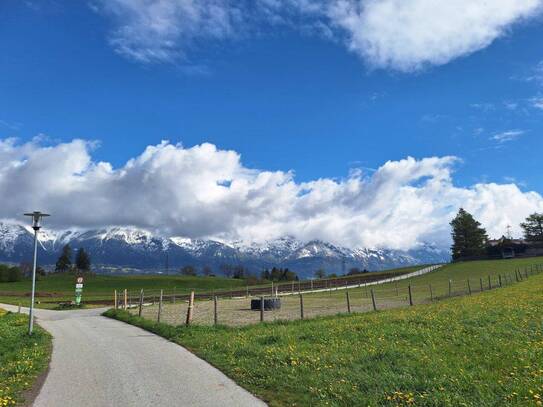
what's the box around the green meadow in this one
[107,257,543,406]
[0,273,246,308]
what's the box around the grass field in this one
[0,273,247,308]
[0,265,424,309]
[106,259,543,406]
[128,259,542,327]
[0,309,51,406]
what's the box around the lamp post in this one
[23,211,50,335]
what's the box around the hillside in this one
[107,258,543,406]
[0,222,450,277]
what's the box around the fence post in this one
[213,296,218,325]
[311,280,314,290]
[448,280,452,297]
[124,289,128,310]
[172,287,176,304]
[488,275,492,289]
[479,278,483,292]
[370,289,377,311]
[299,293,304,320]
[429,284,433,301]
[185,291,194,326]
[467,279,472,295]
[138,289,144,317]
[114,290,118,309]
[271,281,274,297]
[346,290,351,313]
[260,296,264,322]
[498,275,502,287]
[291,281,294,294]
[157,289,163,323]
[408,285,413,306]
[246,286,249,298]
[18,303,21,313]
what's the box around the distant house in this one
[486,236,543,259]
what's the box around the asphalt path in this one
[1,304,265,407]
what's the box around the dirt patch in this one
[0,291,65,298]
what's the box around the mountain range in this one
[0,222,450,278]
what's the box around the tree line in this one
[450,209,543,261]
[55,244,91,273]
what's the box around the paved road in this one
[1,304,265,407]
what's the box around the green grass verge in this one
[105,270,543,406]
[0,309,51,406]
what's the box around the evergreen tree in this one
[520,213,543,241]
[75,248,91,271]
[180,265,197,276]
[55,244,72,273]
[261,269,271,280]
[314,269,326,279]
[450,208,488,261]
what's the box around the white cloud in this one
[94,0,244,63]
[325,0,542,71]
[525,60,543,84]
[530,96,543,109]
[94,0,543,70]
[491,129,524,143]
[2,138,542,249]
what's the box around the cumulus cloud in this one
[94,0,543,70]
[2,138,542,250]
[325,0,542,71]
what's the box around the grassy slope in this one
[315,257,543,303]
[0,273,246,308]
[106,263,543,406]
[0,309,51,406]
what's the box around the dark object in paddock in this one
[251,298,281,311]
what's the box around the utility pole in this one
[506,225,512,240]
[24,211,50,336]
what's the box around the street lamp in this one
[23,211,50,335]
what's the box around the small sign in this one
[75,277,84,305]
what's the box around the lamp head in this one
[23,211,50,230]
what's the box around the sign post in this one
[75,276,84,306]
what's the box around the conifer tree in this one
[520,213,543,241]
[75,248,91,272]
[450,208,488,261]
[55,244,72,273]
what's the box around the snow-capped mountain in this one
[0,222,450,277]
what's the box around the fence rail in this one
[116,264,442,306]
[114,263,543,328]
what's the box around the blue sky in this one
[1,0,542,248]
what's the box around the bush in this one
[0,265,23,283]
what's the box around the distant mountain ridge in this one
[0,222,450,278]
